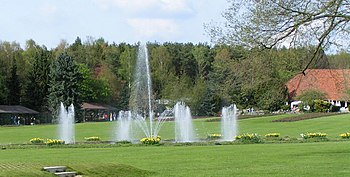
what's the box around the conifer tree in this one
[47,52,83,119]
[6,57,21,105]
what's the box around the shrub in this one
[314,100,331,112]
[207,133,222,140]
[339,132,350,139]
[265,133,280,138]
[84,136,101,141]
[140,136,161,145]
[300,132,327,139]
[235,133,263,143]
[45,139,65,146]
[30,138,44,144]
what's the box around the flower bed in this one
[30,138,45,144]
[140,136,161,145]
[84,136,101,141]
[300,132,327,139]
[235,133,263,143]
[339,132,350,139]
[45,139,65,146]
[265,133,280,138]
[207,133,222,140]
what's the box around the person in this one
[30,117,36,125]
[17,116,20,125]
[13,116,18,125]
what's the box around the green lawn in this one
[1,113,350,176]
[1,113,350,144]
[1,142,350,176]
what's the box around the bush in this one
[314,100,331,112]
[235,133,263,143]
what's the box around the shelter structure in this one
[286,69,350,111]
[81,103,118,122]
[0,105,39,125]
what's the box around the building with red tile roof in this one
[286,69,350,108]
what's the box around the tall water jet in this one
[116,111,133,141]
[174,102,196,142]
[221,104,238,141]
[129,42,154,139]
[116,42,169,141]
[58,102,75,144]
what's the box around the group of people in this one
[11,116,21,125]
[11,116,36,125]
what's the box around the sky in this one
[0,0,228,49]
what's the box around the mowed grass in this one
[1,113,350,144]
[1,142,350,176]
[1,113,350,176]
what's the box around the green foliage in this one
[297,90,327,111]
[22,45,51,111]
[47,52,83,119]
[2,37,350,118]
[6,57,21,105]
[79,63,112,103]
[314,100,331,112]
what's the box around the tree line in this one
[0,37,349,121]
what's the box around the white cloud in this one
[160,0,193,14]
[127,18,179,39]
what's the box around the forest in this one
[1,37,350,121]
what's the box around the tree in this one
[117,45,136,89]
[150,45,175,98]
[207,0,350,72]
[6,57,21,105]
[297,89,327,111]
[23,45,51,111]
[47,52,83,119]
[192,44,214,80]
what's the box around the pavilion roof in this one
[81,102,117,110]
[0,105,39,114]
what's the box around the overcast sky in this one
[0,0,228,49]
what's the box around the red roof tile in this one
[286,69,350,101]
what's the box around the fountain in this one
[58,102,75,144]
[221,104,238,141]
[116,43,170,141]
[116,111,132,141]
[174,101,196,142]
[115,43,199,142]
